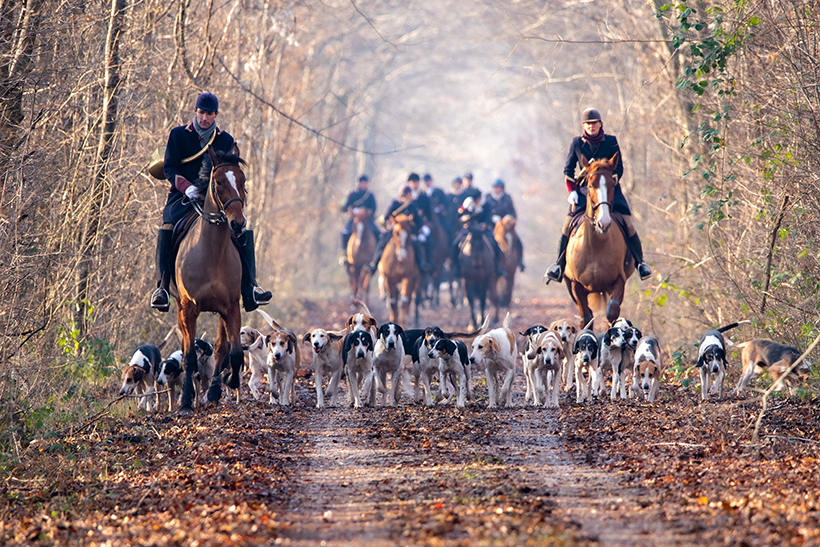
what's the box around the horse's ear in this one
[580,155,590,169]
[608,152,620,170]
[207,145,219,164]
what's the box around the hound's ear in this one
[634,328,642,339]
[133,367,144,381]
[573,339,581,354]
[571,325,577,334]
[301,332,311,343]
[329,332,344,341]
[368,317,378,330]
[519,330,528,337]
[486,338,499,353]
[265,333,274,346]
[603,330,612,345]
[395,325,404,336]
[697,353,705,369]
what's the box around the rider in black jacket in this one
[544,108,652,283]
[151,92,272,313]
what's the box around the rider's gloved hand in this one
[352,207,361,215]
[567,191,579,206]
[418,233,427,243]
[492,214,501,224]
[420,225,431,237]
[185,185,203,201]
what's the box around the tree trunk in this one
[76,0,126,333]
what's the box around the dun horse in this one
[345,208,376,304]
[174,146,248,415]
[564,153,635,328]
[457,225,499,330]
[494,215,519,309]
[378,214,421,325]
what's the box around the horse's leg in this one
[225,305,244,402]
[177,303,198,415]
[571,282,593,330]
[606,278,626,324]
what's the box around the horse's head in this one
[580,152,619,233]
[207,145,247,236]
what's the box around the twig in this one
[764,435,820,445]
[751,332,820,444]
[646,442,705,448]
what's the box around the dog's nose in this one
[469,356,475,364]
[427,351,435,358]
[357,350,366,358]
[711,365,720,373]
[388,341,395,349]
[583,356,590,363]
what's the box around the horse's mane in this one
[213,149,246,166]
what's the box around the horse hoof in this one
[178,406,194,417]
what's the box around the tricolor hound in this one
[155,349,184,412]
[530,330,565,408]
[735,339,811,397]
[343,330,375,409]
[119,344,162,412]
[697,321,748,400]
[428,338,471,408]
[520,324,548,404]
[572,329,599,404]
[372,322,406,406]
[631,337,662,402]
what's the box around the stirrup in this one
[253,287,272,305]
[544,263,562,284]
[637,263,652,281]
[151,288,170,312]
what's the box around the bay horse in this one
[345,208,376,304]
[378,214,421,325]
[564,153,635,329]
[457,224,499,330]
[493,215,519,309]
[173,145,248,415]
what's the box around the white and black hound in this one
[520,325,548,404]
[119,344,162,412]
[428,338,471,408]
[572,329,599,404]
[372,322,406,406]
[342,330,375,409]
[697,321,749,400]
[155,349,184,412]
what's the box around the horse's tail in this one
[716,320,751,333]
[256,309,284,331]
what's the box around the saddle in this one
[568,210,632,268]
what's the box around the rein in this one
[191,161,245,226]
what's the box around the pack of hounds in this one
[118,309,812,412]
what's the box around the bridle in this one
[191,162,245,226]
[581,169,615,223]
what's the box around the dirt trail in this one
[4,295,819,546]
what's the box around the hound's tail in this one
[256,309,285,331]
[502,311,512,330]
[716,320,751,333]
[446,315,491,339]
[353,298,373,318]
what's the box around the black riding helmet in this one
[581,108,602,123]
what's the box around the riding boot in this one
[627,233,653,280]
[544,234,568,284]
[340,232,351,267]
[515,236,525,272]
[365,232,389,274]
[150,229,174,312]
[489,235,506,278]
[234,230,272,312]
[414,239,433,273]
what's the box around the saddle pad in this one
[568,211,632,268]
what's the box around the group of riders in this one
[340,171,525,281]
[148,93,651,314]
